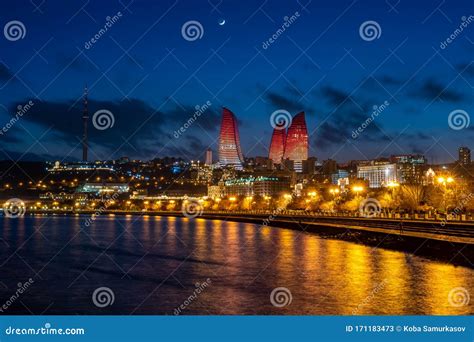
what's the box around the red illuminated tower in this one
[218,107,244,169]
[268,126,286,164]
[283,112,308,171]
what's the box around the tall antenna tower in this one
[82,85,89,162]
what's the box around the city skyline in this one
[0,0,472,165]
[1,95,473,166]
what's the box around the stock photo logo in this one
[270,287,293,308]
[448,287,470,307]
[3,198,26,218]
[92,287,115,308]
[181,20,204,41]
[269,109,292,130]
[92,109,115,130]
[448,109,470,130]
[3,20,26,41]
[359,20,382,41]
[359,198,381,218]
[182,199,203,219]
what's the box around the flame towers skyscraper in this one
[268,127,286,164]
[283,112,308,171]
[218,107,244,170]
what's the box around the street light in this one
[437,175,455,212]
[386,181,399,188]
[352,185,364,195]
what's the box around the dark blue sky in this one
[0,0,472,163]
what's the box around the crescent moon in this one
[219,19,226,26]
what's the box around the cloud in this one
[457,62,474,77]
[319,86,351,106]
[409,79,465,103]
[313,106,390,148]
[4,97,218,160]
[183,135,210,158]
[264,89,318,117]
[0,64,14,80]
[265,91,304,113]
[0,63,15,86]
[167,104,220,133]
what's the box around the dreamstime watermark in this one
[0,100,34,136]
[182,198,203,219]
[3,20,26,41]
[173,100,212,138]
[181,20,204,41]
[5,323,85,336]
[440,192,474,227]
[359,198,381,218]
[352,279,387,314]
[352,101,389,139]
[84,12,123,49]
[448,109,470,130]
[174,278,212,315]
[0,278,34,313]
[3,198,26,218]
[359,20,381,41]
[269,109,292,130]
[262,11,300,49]
[270,287,292,307]
[92,287,115,308]
[440,16,474,49]
[83,192,120,227]
[448,287,470,307]
[92,109,115,130]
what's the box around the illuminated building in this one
[268,127,286,164]
[218,107,244,170]
[302,157,317,174]
[390,154,426,185]
[283,112,308,172]
[459,147,471,166]
[77,183,130,195]
[321,159,337,179]
[47,161,115,173]
[205,148,213,165]
[222,176,291,197]
[357,163,399,188]
[331,170,349,185]
[207,185,222,199]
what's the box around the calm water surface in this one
[0,215,472,315]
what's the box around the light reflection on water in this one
[0,215,472,315]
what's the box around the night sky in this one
[0,0,472,164]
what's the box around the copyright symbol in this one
[396,326,402,332]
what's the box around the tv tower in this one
[82,86,89,162]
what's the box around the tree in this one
[378,191,399,213]
[399,185,424,212]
